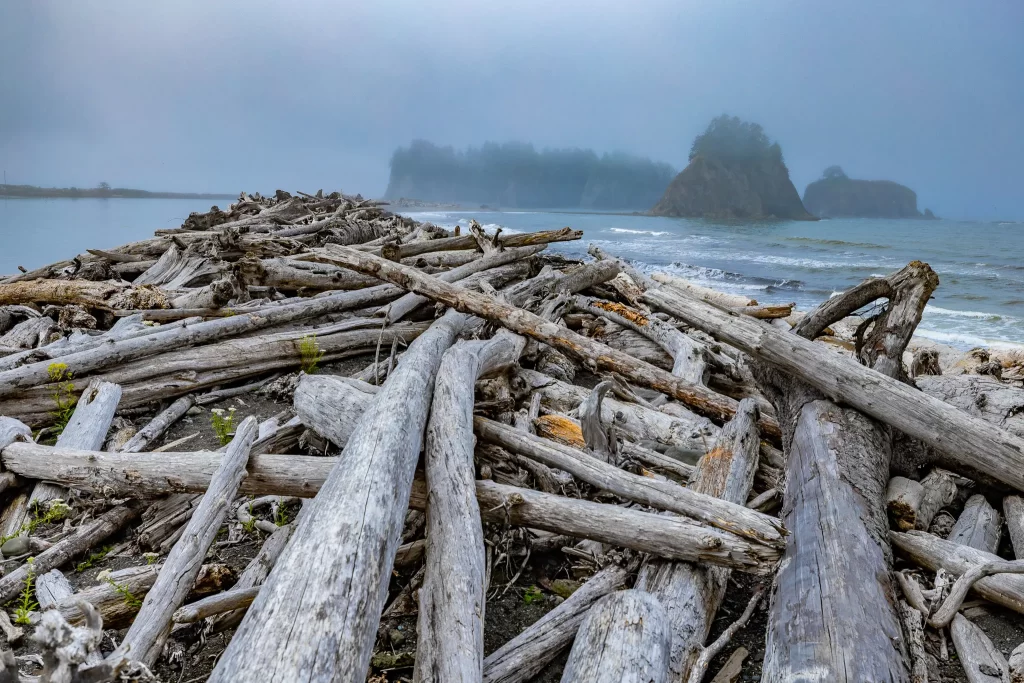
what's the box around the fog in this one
[2,1,1022,219]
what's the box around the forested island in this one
[384,140,676,210]
[0,183,234,200]
[651,115,815,220]
[802,167,935,218]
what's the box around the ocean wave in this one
[608,228,671,237]
[924,305,1011,321]
[785,237,890,249]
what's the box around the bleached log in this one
[35,569,74,610]
[376,226,582,260]
[415,330,525,683]
[642,283,1024,492]
[482,563,632,683]
[117,416,258,666]
[316,244,779,437]
[0,278,170,310]
[950,614,1010,683]
[0,316,57,352]
[892,530,1024,615]
[559,590,671,683]
[573,295,709,385]
[116,395,195,453]
[1005,496,1024,559]
[898,600,929,683]
[916,375,1024,438]
[949,495,1002,554]
[174,585,259,623]
[635,399,762,680]
[0,416,30,449]
[651,273,755,308]
[25,379,122,524]
[0,503,141,603]
[929,559,1024,628]
[208,313,465,683]
[886,469,958,532]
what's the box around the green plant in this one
[522,585,544,605]
[12,558,38,625]
[240,499,258,535]
[1,501,72,548]
[47,363,76,435]
[273,504,292,527]
[105,577,142,609]
[210,407,237,445]
[75,545,112,573]
[299,335,324,374]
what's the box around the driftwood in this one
[1005,496,1024,559]
[886,469,958,532]
[314,244,780,437]
[209,313,465,682]
[559,590,671,683]
[635,399,762,680]
[950,614,1010,683]
[948,494,1002,553]
[118,416,257,666]
[173,585,259,623]
[482,563,632,683]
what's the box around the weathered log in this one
[1005,496,1024,559]
[208,521,296,632]
[0,503,141,603]
[482,563,632,683]
[642,283,1024,492]
[0,278,171,310]
[636,399,762,680]
[651,273,756,308]
[24,380,122,525]
[35,569,74,610]
[949,495,1002,554]
[1011,643,1024,683]
[573,295,708,385]
[208,313,465,683]
[174,585,259,623]
[950,614,1010,683]
[887,469,958,532]
[475,415,783,547]
[892,530,1024,615]
[133,244,223,288]
[929,559,1024,628]
[0,417,30,449]
[0,316,57,352]
[559,590,671,683]
[415,330,525,683]
[686,588,764,683]
[737,302,794,319]
[116,395,195,453]
[376,226,582,260]
[916,374,1024,438]
[118,416,257,666]
[315,244,779,437]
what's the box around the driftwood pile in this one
[0,190,1023,682]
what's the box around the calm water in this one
[2,199,1022,349]
[403,209,1024,350]
[0,197,223,274]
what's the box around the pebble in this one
[1,537,29,557]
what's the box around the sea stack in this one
[803,166,935,218]
[651,115,815,220]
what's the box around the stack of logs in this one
[0,190,1022,682]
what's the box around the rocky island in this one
[803,166,936,218]
[651,115,815,220]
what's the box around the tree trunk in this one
[117,416,258,666]
[949,494,1002,553]
[559,590,671,683]
[482,563,632,683]
[1005,496,1024,559]
[635,398,762,680]
[886,469,958,532]
[208,312,465,683]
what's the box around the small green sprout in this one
[75,545,112,573]
[522,585,544,605]
[47,363,76,435]
[298,334,324,374]
[211,407,237,445]
[98,570,142,609]
[11,557,38,625]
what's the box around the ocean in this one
[2,198,1021,350]
[402,209,1024,350]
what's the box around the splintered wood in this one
[1,189,1022,683]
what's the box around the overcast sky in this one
[1,1,1022,219]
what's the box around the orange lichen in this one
[533,414,586,449]
[592,300,650,327]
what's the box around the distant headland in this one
[0,183,235,200]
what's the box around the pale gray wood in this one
[642,285,1024,491]
[475,414,783,547]
[0,416,30,449]
[918,469,958,531]
[917,375,1024,438]
[1010,643,1024,683]
[35,568,74,610]
[293,374,380,448]
[635,398,762,681]
[482,563,631,683]
[0,503,141,603]
[578,380,614,459]
[929,559,1024,628]
[0,316,56,352]
[118,415,258,666]
[898,600,929,683]
[559,590,671,683]
[208,521,296,632]
[208,312,465,683]
[887,469,957,533]
[1004,496,1024,559]
[574,294,709,385]
[26,379,121,522]
[116,395,195,453]
[892,530,1024,615]
[949,495,1002,554]
[314,244,777,436]
[950,614,1010,683]
[652,273,755,308]
[415,330,525,683]
[174,585,259,623]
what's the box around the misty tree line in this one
[689,115,784,165]
[385,140,676,209]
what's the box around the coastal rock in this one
[803,166,925,218]
[650,116,814,221]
